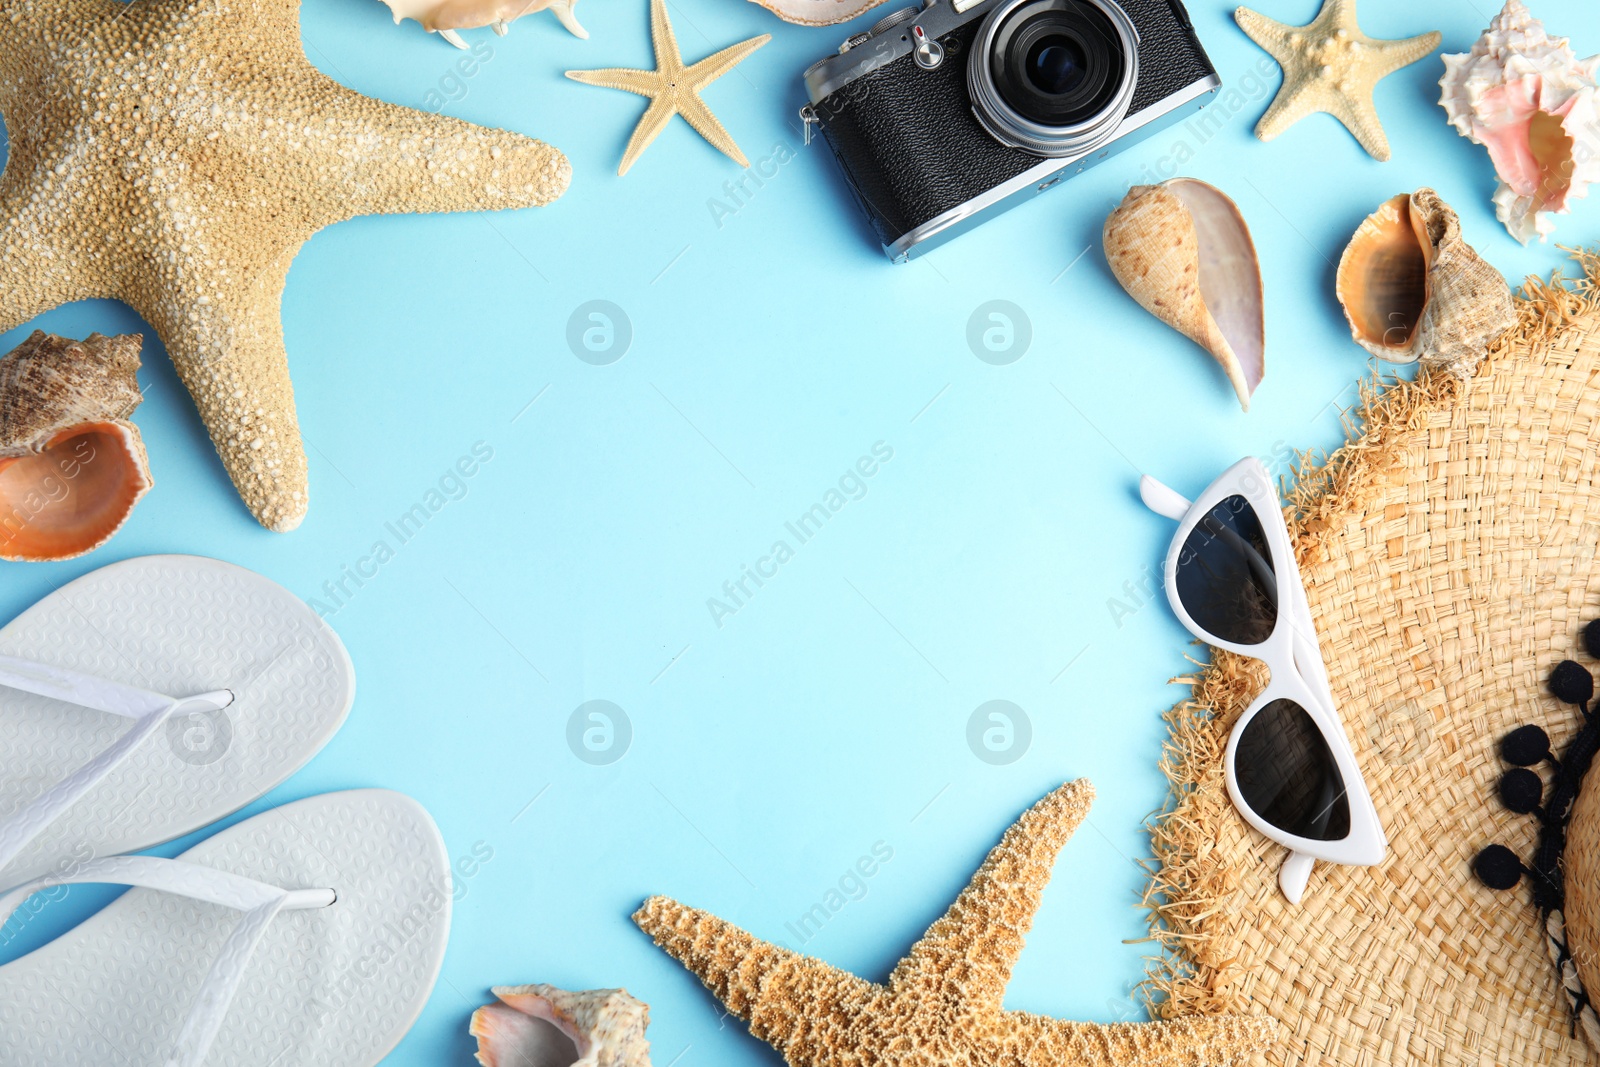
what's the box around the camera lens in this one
[991,1,1125,130]
[1026,36,1087,95]
[968,0,1139,157]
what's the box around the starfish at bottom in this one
[635,780,1278,1066]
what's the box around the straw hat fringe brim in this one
[1141,249,1600,1067]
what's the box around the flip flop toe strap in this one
[0,855,335,1067]
[0,654,233,874]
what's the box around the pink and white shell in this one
[472,984,651,1067]
[1439,0,1600,244]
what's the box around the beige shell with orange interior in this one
[1335,188,1516,379]
[0,332,153,563]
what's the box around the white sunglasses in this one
[1141,457,1386,904]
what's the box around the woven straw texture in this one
[1566,766,1600,1044]
[1143,250,1600,1067]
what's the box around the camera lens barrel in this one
[967,0,1139,158]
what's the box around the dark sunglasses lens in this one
[1235,698,1350,841]
[1175,494,1278,645]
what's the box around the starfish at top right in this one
[1235,0,1442,161]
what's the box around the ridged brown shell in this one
[1335,188,1515,378]
[0,331,152,562]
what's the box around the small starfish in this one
[567,0,769,176]
[635,780,1279,1066]
[1235,0,1441,161]
[0,0,569,531]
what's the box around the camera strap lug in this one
[799,104,821,145]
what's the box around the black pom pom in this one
[1500,768,1544,814]
[1549,659,1594,706]
[1475,844,1525,890]
[1585,619,1600,661]
[1502,724,1552,766]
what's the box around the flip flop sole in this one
[0,789,451,1066]
[0,555,355,888]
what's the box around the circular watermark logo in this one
[566,300,633,365]
[566,700,632,765]
[1366,703,1432,768]
[966,700,1031,765]
[966,300,1031,365]
[167,707,232,766]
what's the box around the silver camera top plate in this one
[803,0,1001,103]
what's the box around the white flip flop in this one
[0,555,354,889]
[0,789,451,1066]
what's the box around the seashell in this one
[1335,188,1515,379]
[1439,0,1600,244]
[379,0,588,47]
[748,0,886,27]
[0,332,152,563]
[1103,178,1264,412]
[472,984,651,1067]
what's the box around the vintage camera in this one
[801,0,1219,260]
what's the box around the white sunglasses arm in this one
[1140,475,1192,520]
[1142,475,1279,602]
[1281,852,1315,904]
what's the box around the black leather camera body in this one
[801,0,1219,260]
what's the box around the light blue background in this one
[3,0,1598,1062]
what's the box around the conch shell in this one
[1335,188,1514,379]
[0,332,152,563]
[472,985,652,1067]
[1103,178,1264,411]
[380,0,587,47]
[1439,1,1600,244]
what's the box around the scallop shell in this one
[1438,1,1600,244]
[379,0,587,47]
[1335,188,1514,379]
[0,332,152,563]
[1103,178,1265,411]
[472,985,651,1067]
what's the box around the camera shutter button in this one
[912,25,944,69]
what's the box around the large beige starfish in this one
[635,780,1279,1066]
[0,0,569,531]
[1235,0,1440,161]
[566,0,768,176]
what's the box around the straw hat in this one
[1568,764,1600,1042]
[1143,251,1600,1066]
